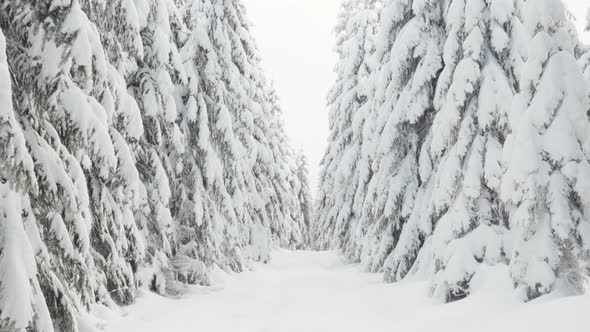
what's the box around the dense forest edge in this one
[314,0,590,305]
[0,0,311,331]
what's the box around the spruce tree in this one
[129,0,188,294]
[180,0,248,272]
[0,28,54,332]
[353,0,444,277]
[502,0,590,301]
[406,0,526,302]
[579,10,590,84]
[179,0,306,266]
[314,0,379,254]
[1,1,113,329]
[295,152,313,247]
[265,88,307,249]
[0,184,56,332]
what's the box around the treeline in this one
[0,0,310,331]
[315,0,590,303]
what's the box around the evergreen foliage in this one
[0,0,310,329]
[315,0,590,303]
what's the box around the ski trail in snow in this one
[89,251,590,332]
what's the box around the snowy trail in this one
[91,251,590,332]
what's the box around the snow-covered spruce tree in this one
[265,88,308,249]
[579,8,590,84]
[227,15,280,259]
[203,0,281,262]
[0,182,61,332]
[179,0,253,272]
[177,0,240,275]
[80,0,144,76]
[174,91,224,281]
[0,185,54,332]
[295,152,313,247]
[340,0,444,275]
[180,0,307,266]
[388,0,527,302]
[0,29,35,194]
[502,0,590,301]
[43,0,152,306]
[129,0,188,294]
[253,84,311,253]
[64,2,149,306]
[0,27,54,332]
[353,0,444,273]
[80,0,149,297]
[1,1,128,329]
[313,0,354,250]
[314,0,378,253]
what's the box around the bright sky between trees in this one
[244,0,340,193]
[567,0,590,42]
[245,0,590,194]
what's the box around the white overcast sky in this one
[244,0,340,193]
[244,0,590,194]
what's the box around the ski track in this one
[91,250,590,332]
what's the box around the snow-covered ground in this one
[88,250,590,332]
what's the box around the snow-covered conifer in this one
[80,0,143,75]
[0,28,54,332]
[263,88,308,249]
[179,0,249,272]
[579,8,590,83]
[502,0,590,301]
[396,0,526,302]
[0,183,56,332]
[354,0,444,275]
[129,0,188,293]
[295,153,313,247]
[1,1,119,328]
[179,0,306,267]
[314,0,379,253]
